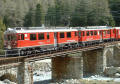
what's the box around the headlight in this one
[8,45,11,49]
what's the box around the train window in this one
[12,35,16,40]
[38,33,44,40]
[94,31,97,35]
[82,31,85,36]
[11,35,13,40]
[18,34,20,40]
[91,31,93,36]
[87,31,89,36]
[30,34,36,40]
[47,33,49,39]
[4,35,7,41]
[18,34,24,40]
[113,30,115,34]
[75,32,78,36]
[100,31,102,35]
[103,31,106,35]
[21,34,24,40]
[60,32,64,38]
[79,32,81,36]
[67,32,71,38]
[107,30,110,34]
[8,35,11,41]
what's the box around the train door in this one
[78,31,81,42]
[54,32,58,48]
[100,31,102,42]
[116,29,119,40]
[18,34,21,48]
[7,34,11,49]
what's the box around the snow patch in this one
[83,75,120,82]
[33,59,51,82]
[33,71,51,81]
[33,59,120,83]
[35,59,51,63]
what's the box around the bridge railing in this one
[0,41,119,58]
[0,49,5,57]
[0,49,22,57]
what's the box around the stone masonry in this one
[52,45,117,80]
[17,61,33,84]
[15,44,120,84]
[52,52,83,81]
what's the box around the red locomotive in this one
[4,26,120,56]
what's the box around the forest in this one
[0,0,120,54]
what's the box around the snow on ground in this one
[33,72,120,82]
[83,75,120,82]
[33,71,51,81]
[33,59,51,82]
[35,59,51,63]
[0,79,16,84]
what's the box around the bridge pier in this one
[52,46,114,81]
[15,44,120,83]
[96,49,107,74]
[83,50,99,76]
[83,46,114,76]
[17,61,33,84]
[52,52,83,81]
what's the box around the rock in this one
[90,76,95,78]
[104,67,116,76]
[115,73,120,78]
[3,79,16,84]
[61,79,82,84]
[0,81,5,84]
[33,59,51,72]
[104,67,120,77]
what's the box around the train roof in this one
[5,27,78,34]
[4,26,113,34]
[114,27,120,29]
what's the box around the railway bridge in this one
[0,41,120,84]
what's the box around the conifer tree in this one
[3,16,9,28]
[87,0,115,26]
[45,6,56,26]
[35,4,42,27]
[23,8,34,27]
[71,0,87,26]
[109,0,120,26]
[0,18,6,54]
[55,0,63,26]
[46,0,65,26]
[70,0,115,26]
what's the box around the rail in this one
[0,41,119,66]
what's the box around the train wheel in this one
[20,50,25,56]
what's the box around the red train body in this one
[4,26,120,56]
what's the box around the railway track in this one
[0,41,119,66]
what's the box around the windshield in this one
[5,34,17,41]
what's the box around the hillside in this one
[0,0,115,27]
[0,0,55,27]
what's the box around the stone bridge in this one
[0,42,120,84]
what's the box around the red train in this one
[4,26,120,56]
